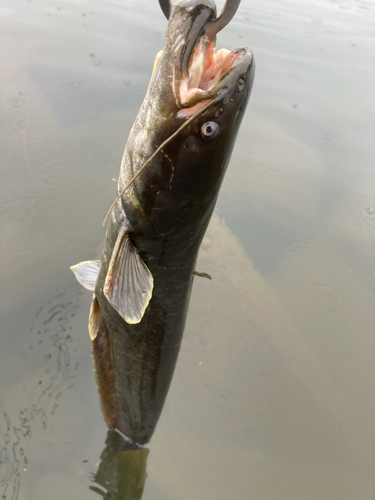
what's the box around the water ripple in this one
[333,167,375,196]
[310,285,343,314]
[358,206,375,232]
[0,281,82,500]
[39,161,83,187]
[285,240,334,277]
[12,116,59,140]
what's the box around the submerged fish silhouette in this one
[72,0,254,446]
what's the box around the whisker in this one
[102,97,219,226]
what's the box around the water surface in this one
[1,0,375,498]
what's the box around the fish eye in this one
[200,121,219,140]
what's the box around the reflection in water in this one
[90,430,148,500]
[0,281,81,500]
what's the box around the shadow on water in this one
[90,430,149,500]
[0,279,82,500]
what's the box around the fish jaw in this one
[176,46,253,117]
[175,35,248,113]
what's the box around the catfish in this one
[72,0,255,446]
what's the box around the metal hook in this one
[157,0,241,39]
[205,0,241,40]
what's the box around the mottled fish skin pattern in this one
[83,1,254,446]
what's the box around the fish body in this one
[72,0,254,446]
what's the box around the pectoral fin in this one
[70,260,101,291]
[104,229,153,324]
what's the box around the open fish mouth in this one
[175,34,249,115]
[155,0,252,117]
[146,1,253,119]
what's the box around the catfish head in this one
[118,0,255,238]
[71,2,256,437]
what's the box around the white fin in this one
[104,229,153,324]
[70,260,101,291]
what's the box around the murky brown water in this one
[1,0,375,498]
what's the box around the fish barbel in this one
[72,0,255,446]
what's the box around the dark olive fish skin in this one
[73,0,255,446]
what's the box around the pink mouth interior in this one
[197,42,242,90]
[176,37,243,117]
